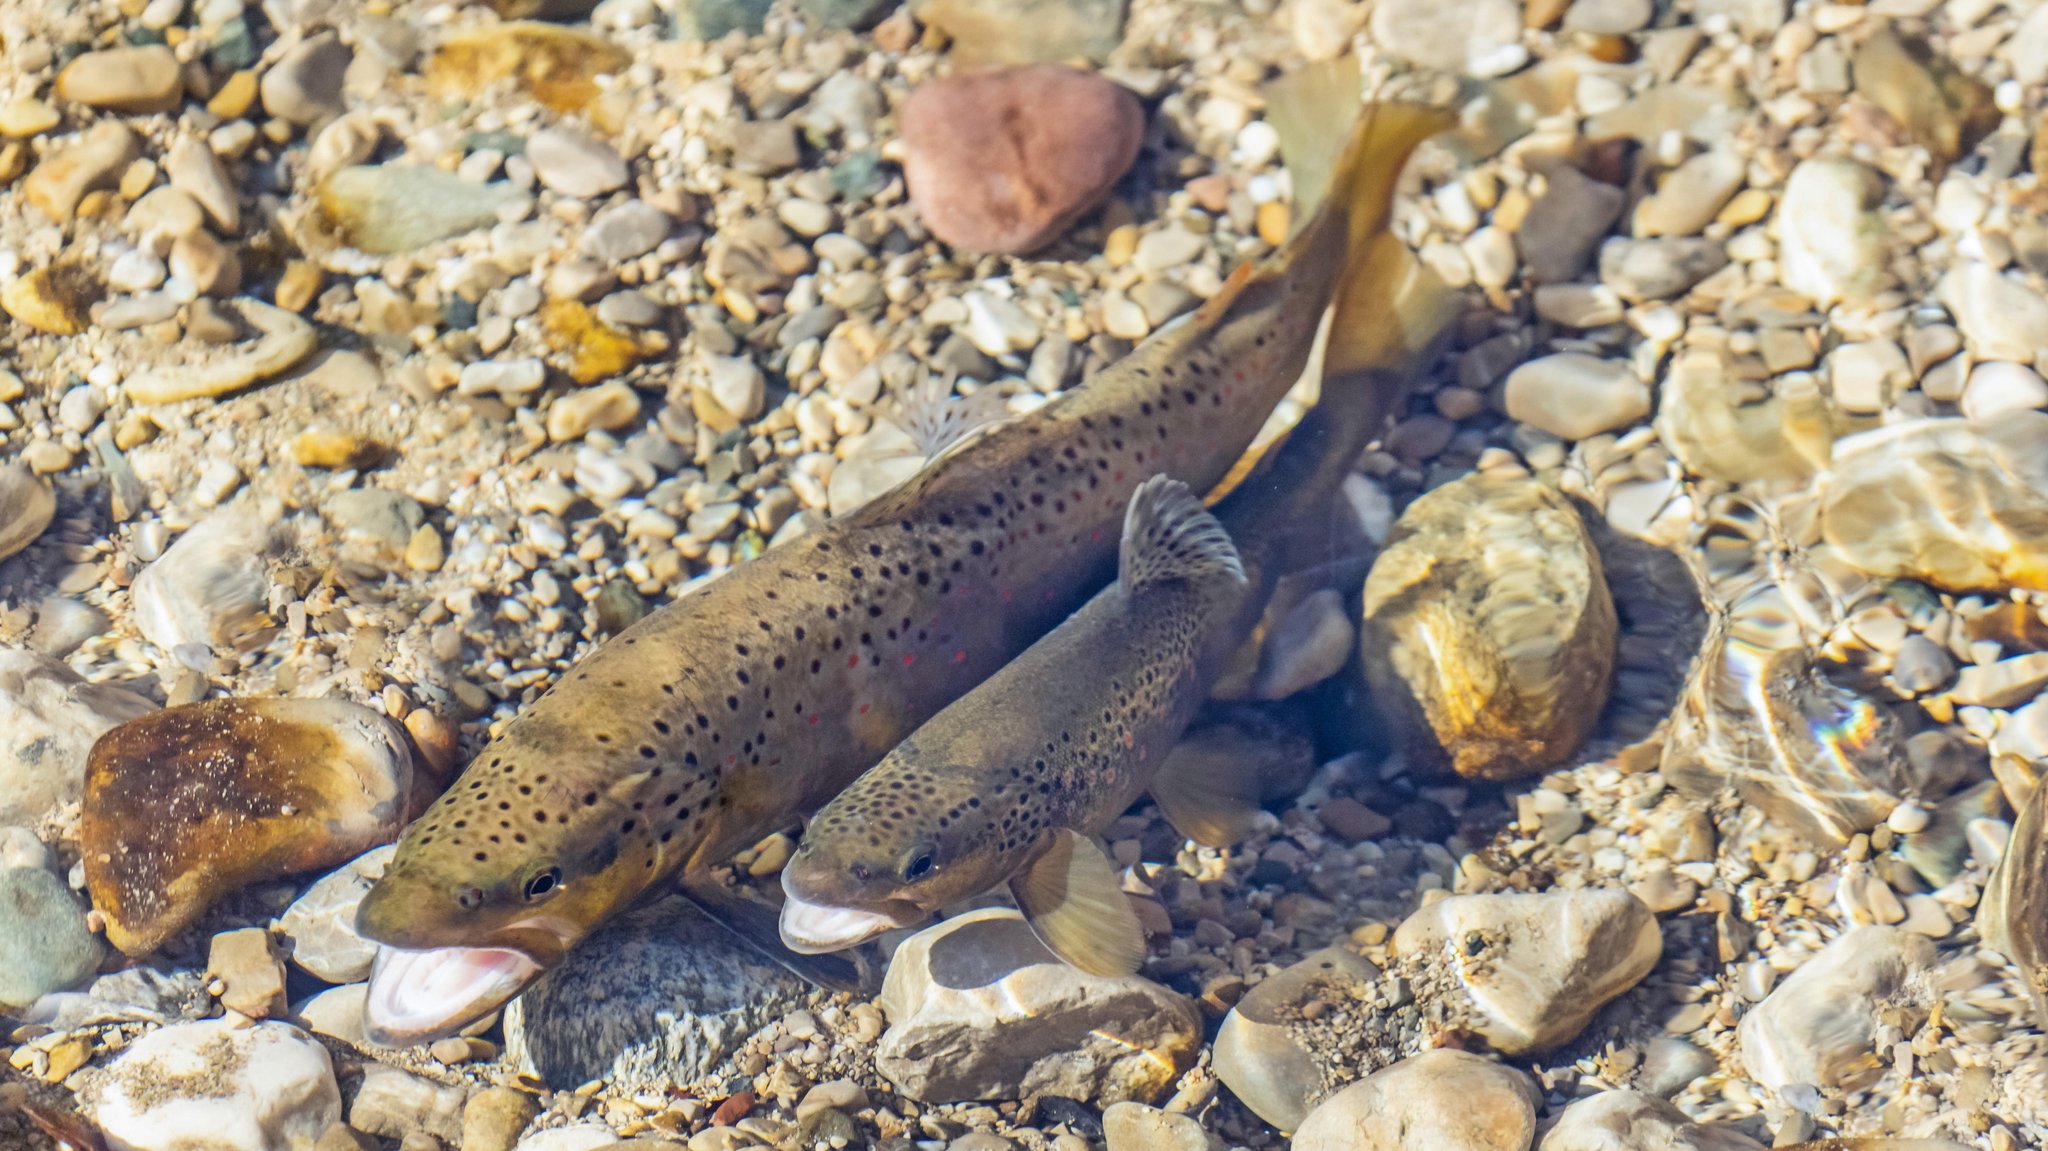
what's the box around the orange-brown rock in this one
[1360,473,1616,781]
[425,23,630,120]
[900,65,1143,256]
[83,698,412,955]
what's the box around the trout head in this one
[355,737,653,1046]
[779,748,1028,953]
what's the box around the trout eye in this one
[523,867,563,901]
[903,851,935,882]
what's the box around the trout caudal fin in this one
[1119,475,1248,595]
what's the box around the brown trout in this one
[355,82,1442,1046]
[775,131,1458,973]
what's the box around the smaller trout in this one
[780,475,1252,973]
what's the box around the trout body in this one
[354,88,1425,1045]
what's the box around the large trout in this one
[355,83,1447,1045]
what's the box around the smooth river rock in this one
[0,865,104,1008]
[1391,889,1661,1055]
[277,845,395,984]
[0,648,156,827]
[1737,926,1936,1092]
[0,462,55,562]
[503,896,811,1090]
[84,1019,341,1151]
[1361,473,1616,781]
[1539,1090,1765,1151]
[82,698,412,955]
[1214,946,1383,1131]
[1291,1049,1538,1151]
[877,908,1202,1105]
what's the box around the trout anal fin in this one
[1149,739,1266,849]
[1119,476,1249,596]
[1008,828,1146,977]
[679,877,872,993]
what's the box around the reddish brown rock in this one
[83,698,412,955]
[900,65,1143,256]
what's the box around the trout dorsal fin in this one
[1119,475,1247,595]
[889,372,1012,462]
[1009,828,1146,977]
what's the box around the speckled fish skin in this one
[353,103,1400,1020]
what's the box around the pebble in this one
[1368,0,1524,76]
[1252,588,1355,699]
[526,127,629,199]
[901,66,1144,254]
[1636,1037,1717,1097]
[261,33,351,125]
[82,698,412,955]
[0,866,103,1008]
[1637,151,1746,237]
[1939,263,2048,368]
[128,298,319,403]
[1563,0,1651,33]
[0,97,59,136]
[1503,353,1650,440]
[1518,166,1628,282]
[2013,2,2048,86]
[1737,926,1936,1091]
[317,165,526,254]
[503,897,811,1090]
[460,358,548,398]
[1212,946,1380,1130]
[2,263,99,335]
[1103,1102,1214,1151]
[84,1019,341,1151]
[0,461,56,563]
[703,354,768,423]
[290,982,370,1047]
[23,121,140,222]
[463,1086,540,1151]
[278,845,394,984]
[1777,160,1889,307]
[1820,416,2048,592]
[549,382,643,441]
[913,0,1129,65]
[54,45,183,114]
[876,908,1202,1104]
[0,648,156,827]
[349,1064,471,1145]
[1362,473,1616,782]
[1293,1049,1538,1151]
[1538,1090,1764,1151]
[130,509,275,651]
[1598,237,1728,302]
[1962,362,2048,420]
[1391,889,1661,1055]
[1825,340,1911,415]
[580,199,672,262]
[209,927,289,1019]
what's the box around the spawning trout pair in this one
[776,128,1457,975]
[354,80,1453,1044]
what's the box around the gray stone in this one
[1518,166,1627,282]
[798,0,896,29]
[674,0,773,39]
[1212,946,1380,1131]
[1737,926,1936,1092]
[349,1064,470,1145]
[1636,1037,1717,1097]
[327,489,426,560]
[1538,1090,1765,1151]
[1368,0,1524,76]
[1504,353,1650,441]
[911,0,1128,65]
[876,908,1202,1105]
[0,647,156,827]
[278,844,394,984]
[23,965,208,1029]
[1391,889,1661,1055]
[1777,160,1890,308]
[526,127,629,199]
[1104,1102,1215,1151]
[1598,237,1729,302]
[1293,1049,1538,1151]
[260,33,350,125]
[503,897,811,1091]
[580,200,672,263]
[1890,635,1955,695]
[0,866,103,1008]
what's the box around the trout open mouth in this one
[361,945,542,1047]
[778,892,919,953]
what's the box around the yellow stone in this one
[207,70,259,119]
[290,429,385,470]
[1255,200,1289,247]
[1716,187,1772,228]
[117,157,157,200]
[275,259,323,313]
[0,98,60,137]
[42,1035,92,1082]
[426,22,630,118]
[1103,223,1138,267]
[540,298,664,385]
[0,142,26,186]
[404,523,445,573]
[114,412,159,450]
[1,264,100,335]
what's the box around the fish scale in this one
[353,152,1357,1043]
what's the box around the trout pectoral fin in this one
[1009,829,1146,978]
[1150,742,1266,849]
[680,878,868,993]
